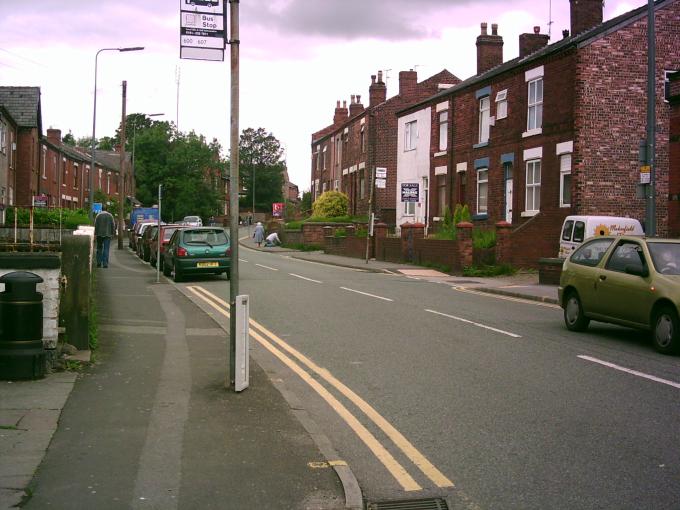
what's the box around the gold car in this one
[558,235,680,355]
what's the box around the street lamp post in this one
[89,46,144,220]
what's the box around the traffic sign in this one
[180,0,226,61]
[375,167,387,179]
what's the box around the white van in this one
[559,215,644,258]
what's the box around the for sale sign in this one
[401,183,419,202]
[272,202,284,218]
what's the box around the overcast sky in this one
[1,0,638,194]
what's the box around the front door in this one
[505,179,513,223]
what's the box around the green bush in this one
[6,207,91,229]
[472,228,496,249]
[355,228,368,238]
[312,191,349,218]
[431,206,456,240]
[453,203,471,224]
[462,264,516,277]
[333,227,347,238]
[281,242,324,252]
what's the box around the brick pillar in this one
[346,225,355,236]
[401,223,425,263]
[374,223,388,239]
[495,221,513,265]
[456,222,473,268]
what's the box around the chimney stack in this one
[333,100,348,125]
[519,26,550,58]
[369,71,387,107]
[562,29,570,39]
[349,94,364,117]
[47,128,62,145]
[399,69,418,99]
[476,22,503,75]
[570,0,603,36]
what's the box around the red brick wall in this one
[414,238,460,271]
[375,236,402,263]
[574,2,680,236]
[669,74,680,236]
[324,235,371,259]
[301,223,327,246]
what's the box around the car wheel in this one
[162,259,171,277]
[652,305,680,355]
[564,291,590,332]
[173,264,183,283]
[225,270,231,280]
[150,256,156,268]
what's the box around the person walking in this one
[253,222,265,247]
[94,205,116,268]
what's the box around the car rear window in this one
[183,229,228,245]
[562,220,574,241]
[648,242,680,275]
[163,227,180,241]
[572,221,585,243]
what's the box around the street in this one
[184,237,680,509]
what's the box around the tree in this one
[62,131,76,146]
[238,127,285,213]
[98,136,115,151]
[300,190,312,215]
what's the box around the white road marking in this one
[289,273,322,283]
[238,258,249,263]
[281,256,366,272]
[578,355,680,389]
[425,309,522,338]
[340,287,393,302]
[406,276,421,280]
[255,263,278,271]
[452,286,561,309]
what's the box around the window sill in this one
[521,210,539,217]
[472,213,488,221]
[522,128,542,138]
[473,142,489,149]
[434,151,447,157]
[496,114,507,121]
[560,204,571,208]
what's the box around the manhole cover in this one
[366,497,449,510]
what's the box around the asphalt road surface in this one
[169,236,680,509]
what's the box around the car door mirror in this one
[625,264,648,277]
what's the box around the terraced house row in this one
[310,0,680,266]
[0,87,129,225]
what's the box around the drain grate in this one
[366,497,448,510]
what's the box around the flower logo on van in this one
[594,224,611,236]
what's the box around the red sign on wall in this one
[272,202,284,218]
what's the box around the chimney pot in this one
[491,23,498,36]
[378,70,383,83]
[336,100,340,108]
[342,100,347,108]
[351,94,356,104]
[533,26,540,34]
[476,22,503,74]
[371,74,376,84]
[369,71,387,107]
[356,94,361,104]
[562,29,570,38]
[480,22,488,35]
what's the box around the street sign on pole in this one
[179,0,226,61]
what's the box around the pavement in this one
[0,239,558,510]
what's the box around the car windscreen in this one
[648,242,680,275]
[183,216,200,222]
[182,229,228,245]
[163,227,180,241]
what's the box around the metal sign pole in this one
[228,0,241,390]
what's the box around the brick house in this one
[0,106,18,224]
[311,69,459,224]
[398,0,680,267]
[0,87,42,208]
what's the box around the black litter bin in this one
[0,271,46,380]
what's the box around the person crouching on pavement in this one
[264,232,281,247]
[94,204,117,268]
[253,221,265,247]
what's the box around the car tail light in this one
[177,247,188,257]
[226,247,231,257]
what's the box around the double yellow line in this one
[186,285,454,492]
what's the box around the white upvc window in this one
[359,172,366,199]
[336,135,341,165]
[438,110,448,151]
[477,168,488,214]
[322,146,327,169]
[0,121,6,153]
[107,172,111,193]
[478,96,490,143]
[403,201,415,215]
[42,147,47,179]
[360,125,366,153]
[322,181,327,193]
[559,153,572,207]
[525,160,541,213]
[334,179,339,191]
[527,78,543,131]
[495,89,508,119]
[404,120,417,151]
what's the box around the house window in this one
[665,70,678,102]
[42,147,47,179]
[360,125,366,153]
[495,89,508,119]
[437,174,447,216]
[438,111,448,152]
[527,78,543,131]
[334,179,339,191]
[322,181,327,193]
[525,160,541,213]
[336,136,341,166]
[322,146,327,169]
[107,172,111,194]
[404,201,415,216]
[74,163,79,189]
[62,159,67,186]
[477,168,488,214]
[315,151,320,172]
[560,153,572,207]
[53,156,57,183]
[404,120,417,151]
[478,96,490,144]
[359,171,365,199]
[0,122,6,153]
